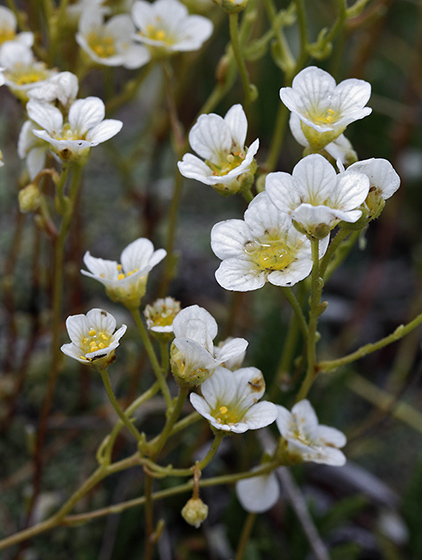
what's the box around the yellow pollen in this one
[0,28,15,44]
[307,107,339,126]
[82,329,112,356]
[245,237,296,271]
[89,329,96,336]
[144,24,170,44]
[219,406,228,414]
[87,31,116,58]
[213,404,241,425]
[117,273,125,281]
[117,264,122,271]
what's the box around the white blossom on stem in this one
[27,71,79,108]
[27,96,123,162]
[178,104,259,195]
[77,7,151,69]
[61,308,127,370]
[82,238,166,309]
[0,6,33,49]
[276,399,347,466]
[132,0,213,55]
[190,366,277,433]
[236,470,279,513]
[265,154,370,239]
[211,192,328,291]
[280,66,372,151]
[18,120,50,180]
[170,305,248,386]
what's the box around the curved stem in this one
[150,386,189,459]
[235,513,257,560]
[130,308,172,408]
[229,12,252,114]
[100,368,144,444]
[281,287,308,341]
[318,311,422,372]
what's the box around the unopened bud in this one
[19,183,41,213]
[181,497,209,528]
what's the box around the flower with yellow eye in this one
[132,0,213,56]
[0,6,33,48]
[280,66,372,151]
[211,192,328,291]
[190,366,277,433]
[0,42,56,102]
[26,96,123,162]
[276,400,346,466]
[144,296,181,342]
[82,238,166,309]
[178,104,259,196]
[61,308,127,370]
[77,7,150,69]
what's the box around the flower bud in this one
[181,497,209,528]
[170,343,212,387]
[18,183,41,213]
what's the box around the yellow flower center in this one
[141,22,174,45]
[81,328,112,357]
[116,263,138,281]
[208,150,245,177]
[307,107,338,126]
[244,236,296,271]
[87,31,116,58]
[213,404,241,425]
[8,64,51,86]
[0,28,15,44]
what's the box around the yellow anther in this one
[117,264,122,271]
[117,273,126,281]
[98,342,105,349]
[89,329,96,336]
[219,406,228,414]
[83,337,89,344]
[100,333,109,341]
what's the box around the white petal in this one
[275,405,294,438]
[265,170,300,213]
[85,119,123,144]
[316,425,347,448]
[173,305,218,344]
[244,192,291,239]
[224,104,247,148]
[243,401,278,430]
[347,158,400,200]
[292,399,319,430]
[120,238,154,272]
[86,308,116,334]
[333,171,369,210]
[214,338,248,364]
[121,44,151,69]
[27,146,47,180]
[65,314,89,345]
[82,251,119,281]
[189,113,232,164]
[178,153,214,183]
[211,219,250,260]
[200,366,238,409]
[292,153,338,202]
[236,472,279,513]
[215,258,267,292]
[69,97,105,135]
[267,254,313,287]
[27,100,63,136]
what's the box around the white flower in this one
[236,470,279,513]
[190,366,278,433]
[27,71,79,108]
[280,66,372,150]
[178,104,259,195]
[27,96,123,162]
[276,400,346,466]
[265,154,370,239]
[61,308,127,369]
[144,296,181,341]
[216,337,246,371]
[289,113,357,166]
[77,7,151,69]
[0,6,33,49]
[170,305,248,386]
[211,192,329,291]
[82,238,166,309]
[18,120,50,180]
[347,158,400,218]
[0,42,56,101]
[132,0,213,55]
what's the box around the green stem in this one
[294,0,309,67]
[263,0,295,77]
[281,287,308,340]
[264,102,289,172]
[229,12,253,114]
[150,387,189,459]
[235,513,257,560]
[318,311,422,372]
[100,368,144,444]
[296,239,321,401]
[131,308,172,408]
[97,381,160,465]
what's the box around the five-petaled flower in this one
[170,305,248,387]
[211,192,328,291]
[77,6,151,69]
[82,238,166,309]
[178,104,259,195]
[61,308,127,370]
[26,96,123,162]
[190,366,277,433]
[276,399,347,466]
[280,66,372,151]
[132,0,213,56]
[265,154,370,239]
